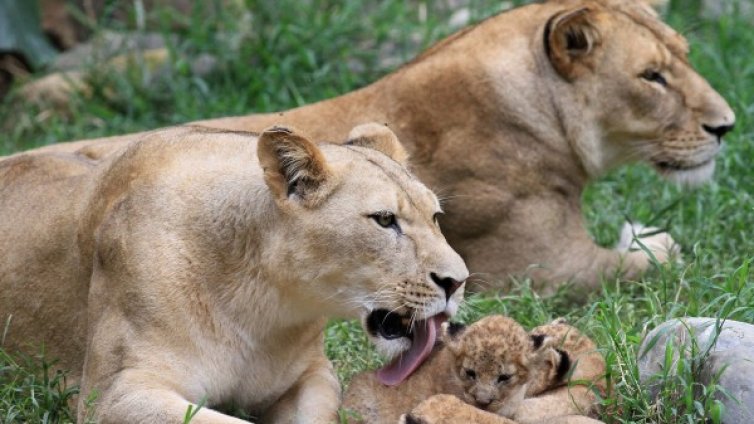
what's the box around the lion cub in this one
[399,318,607,424]
[513,318,607,423]
[400,394,604,424]
[343,315,554,423]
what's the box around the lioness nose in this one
[703,123,734,140]
[430,272,463,299]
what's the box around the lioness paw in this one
[616,222,681,264]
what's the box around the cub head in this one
[542,0,735,185]
[441,315,554,417]
[525,318,577,396]
[527,318,604,396]
[257,123,468,386]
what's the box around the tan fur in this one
[0,124,468,423]
[395,318,607,424]
[399,394,605,424]
[514,318,607,423]
[9,0,735,291]
[343,315,552,423]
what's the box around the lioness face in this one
[257,124,468,385]
[544,1,735,186]
[321,142,468,371]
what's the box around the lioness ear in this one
[257,126,333,207]
[345,123,409,165]
[544,7,602,80]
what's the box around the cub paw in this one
[616,222,681,264]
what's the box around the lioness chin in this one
[0,123,468,423]
[14,0,735,292]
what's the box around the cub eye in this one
[640,69,667,87]
[370,211,399,231]
[497,374,512,384]
[464,369,477,380]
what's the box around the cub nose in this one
[430,272,463,299]
[475,398,492,409]
[703,123,734,140]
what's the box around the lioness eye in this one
[497,374,512,384]
[432,212,443,226]
[370,211,399,231]
[640,69,667,87]
[464,369,477,380]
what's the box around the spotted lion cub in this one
[343,315,555,423]
[399,318,607,424]
[513,318,607,423]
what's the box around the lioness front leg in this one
[533,223,678,291]
[260,356,340,424]
[446,189,680,292]
[82,370,250,424]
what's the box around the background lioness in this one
[0,123,468,422]
[12,0,735,292]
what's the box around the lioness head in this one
[541,0,735,185]
[257,123,468,385]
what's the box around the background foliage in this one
[1,1,752,422]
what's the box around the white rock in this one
[638,318,754,424]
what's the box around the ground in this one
[0,1,752,423]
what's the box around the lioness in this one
[0,123,468,423]
[13,0,735,290]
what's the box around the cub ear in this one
[345,123,409,166]
[531,333,547,350]
[544,7,602,80]
[441,322,467,353]
[257,126,333,207]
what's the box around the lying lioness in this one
[17,0,735,291]
[0,123,468,423]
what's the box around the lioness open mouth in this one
[366,309,447,386]
[654,159,712,172]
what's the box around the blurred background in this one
[1,0,750,154]
[0,1,752,423]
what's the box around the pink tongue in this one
[376,315,446,386]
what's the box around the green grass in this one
[1,0,753,422]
